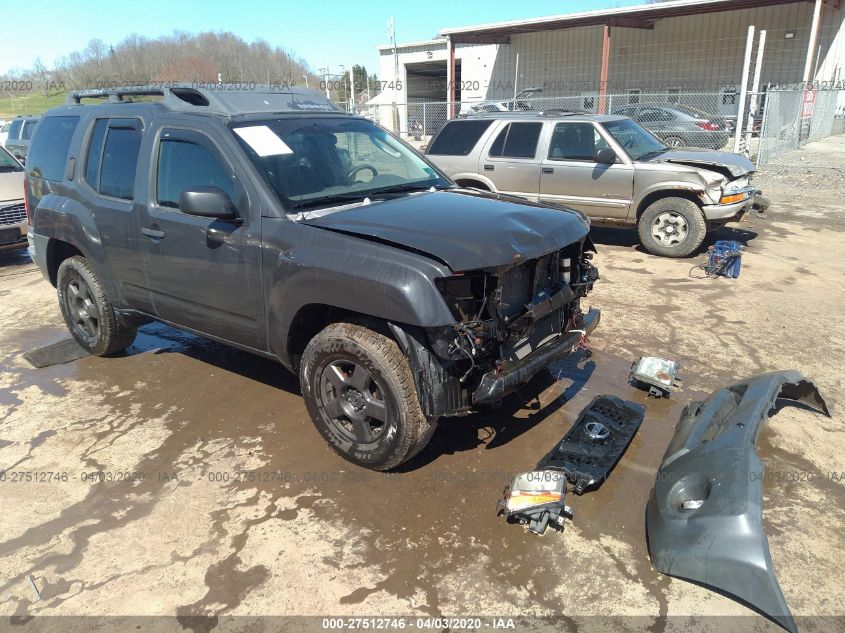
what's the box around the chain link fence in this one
[360,92,745,152]
[757,88,843,166]
[352,88,843,168]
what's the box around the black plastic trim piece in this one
[538,394,645,494]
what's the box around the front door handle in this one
[541,167,554,174]
[483,164,494,171]
[141,227,165,239]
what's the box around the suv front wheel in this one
[300,322,437,471]
[57,256,137,356]
[638,197,707,257]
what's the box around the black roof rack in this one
[64,83,342,116]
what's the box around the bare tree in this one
[32,58,51,96]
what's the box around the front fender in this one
[264,221,456,367]
[630,180,706,220]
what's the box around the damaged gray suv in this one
[25,84,598,470]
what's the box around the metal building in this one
[373,0,844,126]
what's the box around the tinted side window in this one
[22,120,38,140]
[84,119,109,190]
[99,125,142,200]
[427,120,493,156]
[639,108,672,122]
[27,116,80,182]
[547,123,608,161]
[157,139,235,208]
[489,122,542,159]
[8,119,22,139]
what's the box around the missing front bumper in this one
[646,371,830,633]
[473,308,600,405]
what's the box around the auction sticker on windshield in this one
[234,125,293,156]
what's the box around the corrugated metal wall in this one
[460,2,841,101]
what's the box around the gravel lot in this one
[1,135,843,633]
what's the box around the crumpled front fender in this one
[646,371,830,633]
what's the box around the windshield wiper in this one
[365,183,443,199]
[293,183,443,211]
[292,192,372,210]
[638,148,669,160]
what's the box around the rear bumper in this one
[27,231,50,277]
[473,308,600,404]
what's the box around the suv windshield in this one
[602,118,668,160]
[0,145,22,172]
[232,117,449,211]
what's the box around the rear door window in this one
[94,120,142,200]
[488,122,543,159]
[84,119,109,190]
[427,120,493,156]
[156,135,236,209]
[27,116,80,182]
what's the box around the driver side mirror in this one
[595,148,617,164]
[179,187,237,220]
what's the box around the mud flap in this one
[646,371,830,633]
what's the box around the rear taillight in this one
[695,121,720,131]
[24,173,31,224]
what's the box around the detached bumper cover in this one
[646,371,830,633]
[473,308,600,404]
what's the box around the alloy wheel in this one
[319,359,389,444]
[65,277,101,344]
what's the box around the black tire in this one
[300,322,437,471]
[57,256,136,356]
[638,197,707,258]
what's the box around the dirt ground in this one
[1,135,843,633]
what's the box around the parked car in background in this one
[461,99,533,115]
[611,104,729,149]
[0,121,10,147]
[4,115,41,162]
[0,144,26,250]
[460,87,542,116]
[425,111,756,257]
[26,84,598,471]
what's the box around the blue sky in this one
[1,0,643,77]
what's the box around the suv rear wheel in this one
[57,256,136,356]
[638,197,706,257]
[300,322,436,471]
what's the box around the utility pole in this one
[323,66,330,99]
[349,64,355,113]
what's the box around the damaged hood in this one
[301,189,590,271]
[646,147,755,178]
